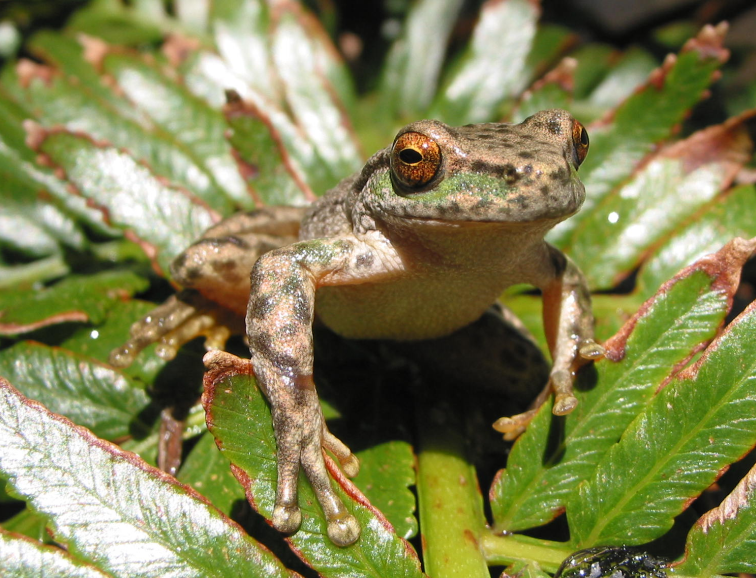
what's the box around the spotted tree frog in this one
[111,109,603,546]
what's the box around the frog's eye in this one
[572,121,589,167]
[391,132,442,190]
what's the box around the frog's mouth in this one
[388,182,585,224]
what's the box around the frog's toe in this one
[154,312,229,360]
[579,339,605,360]
[109,293,197,367]
[110,291,241,368]
[553,393,578,415]
[327,512,360,547]
[492,409,536,440]
[550,368,578,415]
[323,429,360,478]
[272,503,302,535]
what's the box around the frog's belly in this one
[314,277,505,341]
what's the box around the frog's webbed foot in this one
[268,378,360,546]
[109,290,243,368]
[493,338,605,440]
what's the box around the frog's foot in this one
[492,408,538,441]
[579,339,605,361]
[493,339,605,440]
[270,387,360,547]
[323,429,360,478]
[109,290,242,368]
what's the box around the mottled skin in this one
[111,109,603,546]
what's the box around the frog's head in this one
[364,109,589,227]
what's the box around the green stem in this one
[416,397,489,578]
[479,533,573,574]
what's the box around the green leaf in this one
[512,57,574,122]
[2,508,52,544]
[0,377,297,578]
[550,23,729,248]
[0,257,70,291]
[224,97,313,206]
[587,47,657,110]
[0,528,110,578]
[0,342,151,440]
[195,0,360,195]
[0,48,235,215]
[0,270,148,335]
[0,96,111,243]
[28,31,151,122]
[675,460,756,575]
[203,358,425,578]
[379,0,464,119]
[568,110,755,289]
[491,238,754,532]
[569,277,756,546]
[431,0,539,124]
[60,299,168,385]
[521,24,575,97]
[570,44,616,101]
[207,0,279,101]
[353,441,418,540]
[638,184,756,299]
[101,51,251,211]
[31,128,218,274]
[177,431,245,516]
[270,7,362,187]
[66,0,167,45]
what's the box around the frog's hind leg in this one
[110,207,306,368]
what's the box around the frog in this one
[110,108,604,547]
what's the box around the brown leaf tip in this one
[16,59,55,88]
[522,57,576,100]
[202,351,253,388]
[162,34,202,67]
[682,22,730,63]
[78,34,110,70]
[604,237,756,361]
[699,459,756,533]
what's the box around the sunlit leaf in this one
[0,377,297,578]
[569,292,756,546]
[0,528,110,578]
[638,184,756,299]
[102,50,251,211]
[0,341,151,440]
[379,0,464,119]
[431,0,539,124]
[491,238,755,532]
[569,110,755,289]
[30,128,218,274]
[0,270,148,335]
[675,460,756,575]
[550,23,730,248]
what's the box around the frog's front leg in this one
[494,245,604,440]
[247,237,368,546]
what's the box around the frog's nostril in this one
[501,164,519,184]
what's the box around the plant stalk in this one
[416,396,490,578]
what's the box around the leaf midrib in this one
[581,354,756,546]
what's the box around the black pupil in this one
[580,128,589,146]
[399,148,423,164]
